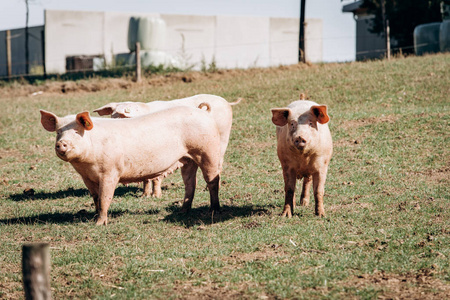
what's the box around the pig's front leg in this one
[312,170,328,217]
[281,167,297,218]
[300,175,312,206]
[82,177,100,214]
[96,176,119,225]
[180,160,198,212]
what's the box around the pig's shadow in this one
[0,210,94,225]
[162,203,273,228]
[8,186,140,202]
[3,186,274,226]
[0,207,159,226]
[2,186,148,225]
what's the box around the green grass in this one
[0,53,449,299]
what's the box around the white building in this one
[43,10,323,74]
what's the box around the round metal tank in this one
[414,22,441,55]
[128,17,166,52]
[440,21,450,52]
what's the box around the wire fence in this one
[0,35,443,81]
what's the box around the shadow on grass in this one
[163,203,274,228]
[8,186,141,202]
[0,202,273,226]
[0,207,160,225]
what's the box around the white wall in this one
[162,14,216,69]
[305,19,323,63]
[45,10,323,74]
[270,18,300,66]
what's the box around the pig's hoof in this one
[210,207,221,214]
[315,211,326,218]
[151,191,162,198]
[180,206,191,213]
[280,209,293,218]
[95,217,108,225]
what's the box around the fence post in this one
[381,0,391,60]
[41,30,47,79]
[298,0,306,63]
[22,243,52,300]
[6,30,12,79]
[135,42,141,82]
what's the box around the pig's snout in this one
[294,136,308,150]
[55,140,70,156]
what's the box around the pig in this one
[93,94,241,198]
[271,97,333,218]
[40,105,222,225]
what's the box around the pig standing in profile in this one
[271,96,333,217]
[93,94,241,198]
[40,105,222,225]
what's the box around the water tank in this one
[128,17,166,52]
[414,22,441,55]
[440,21,450,52]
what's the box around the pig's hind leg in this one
[151,177,163,198]
[142,178,162,198]
[198,161,221,213]
[180,159,198,212]
[142,179,152,197]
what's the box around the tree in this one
[362,0,443,53]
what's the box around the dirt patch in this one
[0,63,313,98]
[172,280,268,300]
[412,166,450,185]
[328,200,374,213]
[339,115,400,131]
[0,148,24,161]
[226,244,288,265]
[343,269,450,299]
[169,245,289,299]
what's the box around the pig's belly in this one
[118,152,184,184]
[119,170,167,184]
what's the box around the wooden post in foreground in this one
[22,243,52,300]
[6,30,12,79]
[135,42,141,82]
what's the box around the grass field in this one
[0,53,449,299]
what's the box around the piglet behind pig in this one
[271,98,333,217]
[40,105,222,225]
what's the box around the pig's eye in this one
[309,121,314,127]
[289,121,296,131]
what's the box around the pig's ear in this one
[114,105,136,118]
[271,108,291,126]
[311,105,330,124]
[76,111,94,130]
[40,110,58,132]
[93,103,117,116]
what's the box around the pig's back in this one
[89,106,219,181]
